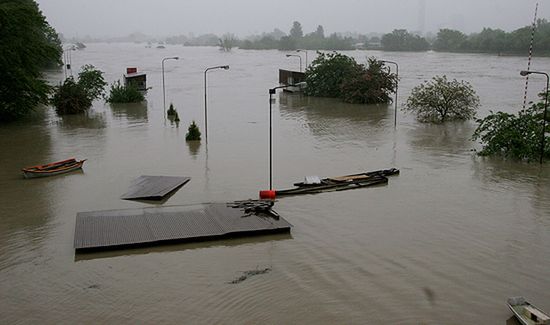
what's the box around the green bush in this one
[305,52,397,104]
[404,75,479,123]
[106,80,144,103]
[50,65,106,114]
[185,121,201,141]
[304,52,358,98]
[340,58,397,104]
[167,103,177,116]
[0,0,62,122]
[473,93,549,161]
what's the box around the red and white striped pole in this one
[522,3,538,110]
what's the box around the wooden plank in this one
[120,175,191,200]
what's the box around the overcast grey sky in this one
[36,0,548,38]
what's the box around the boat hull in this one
[276,168,398,196]
[508,297,550,325]
[22,158,86,179]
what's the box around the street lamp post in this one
[381,60,399,128]
[520,70,549,164]
[204,65,230,143]
[286,54,302,72]
[63,46,76,79]
[296,49,308,69]
[266,83,305,192]
[161,56,179,119]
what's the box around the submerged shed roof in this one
[120,175,191,200]
[74,202,291,251]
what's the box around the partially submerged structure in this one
[279,69,306,93]
[120,175,191,201]
[123,67,147,91]
[74,201,291,252]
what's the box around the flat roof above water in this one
[74,202,291,251]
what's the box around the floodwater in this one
[1,44,549,324]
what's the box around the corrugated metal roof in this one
[120,175,191,200]
[74,202,291,251]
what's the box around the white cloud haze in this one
[36,0,548,37]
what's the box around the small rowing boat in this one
[508,296,550,325]
[275,168,399,196]
[22,158,86,179]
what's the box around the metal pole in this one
[162,59,166,120]
[162,57,179,122]
[394,64,399,128]
[540,73,549,164]
[269,89,274,190]
[203,65,229,144]
[204,69,208,143]
[286,54,302,72]
[521,70,549,164]
[381,60,399,128]
[297,50,308,69]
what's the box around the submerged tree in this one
[340,58,398,104]
[404,75,479,123]
[472,91,549,161]
[106,80,144,103]
[0,0,62,122]
[185,121,201,141]
[289,21,303,39]
[219,33,237,51]
[51,65,106,114]
[304,52,397,104]
[304,52,359,98]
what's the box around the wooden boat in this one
[22,158,86,179]
[508,297,550,325]
[276,168,399,196]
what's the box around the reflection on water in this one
[405,121,477,167]
[186,140,201,157]
[1,45,550,324]
[110,101,148,122]
[75,232,292,262]
[53,110,107,129]
[280,93,392,130]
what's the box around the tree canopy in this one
[381,29,430,51]
[51,65,106,114]
[304,52,397,105]
[472,92,549,161]
[0,0,62,122]
[404,76,480,123]
[290,21,303,39]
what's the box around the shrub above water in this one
[304,52,397,104]
[167,103,177,116]
[50,65,106,115]
[404,75,480,123]
[106,80,144,103]
[185,121,201,141]
[472,92,549,161]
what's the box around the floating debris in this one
[228,267,272,284]
[228,199,280,220]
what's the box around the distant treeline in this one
[381,19,550,54]
[73,19,550,55]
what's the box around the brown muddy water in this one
[1,44,549,324]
